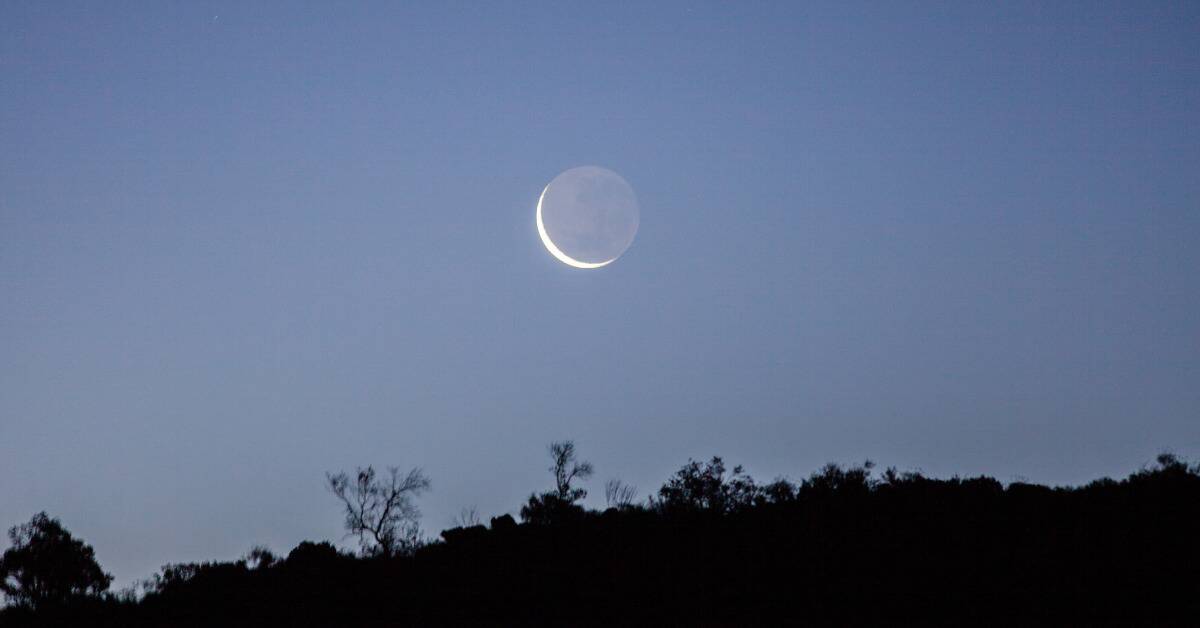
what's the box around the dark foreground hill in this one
[4,455,1199,626]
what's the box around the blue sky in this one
[2,1,1198,586]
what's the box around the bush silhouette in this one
[652,456,758,514]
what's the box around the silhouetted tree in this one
[654,456,758,514]
[520,440,594,523]
[326,465,431,556]
[1141,452,1197,477]
[548,440,593,502]
[0,513,112,610]
[604,478,638,508]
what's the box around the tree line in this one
[3,444,1199,625]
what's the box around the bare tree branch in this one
[548,441,593,503]
[604,478,638,508]
[326,465,431,556]
[451,506,481,528]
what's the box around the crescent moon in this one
[536,185,616,269]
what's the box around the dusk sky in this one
[2,2,1198,586]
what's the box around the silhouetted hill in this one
[3,455,1199,626]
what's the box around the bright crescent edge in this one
[536,185,616,269]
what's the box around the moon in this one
[536,166,640,269]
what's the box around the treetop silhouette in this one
[0,512,112,611]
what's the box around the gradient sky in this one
[2,2,1198,587]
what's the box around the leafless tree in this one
[326,465,431,557]
[549,440,594,503]
[604,478,638,508]
[452,506,481,528]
